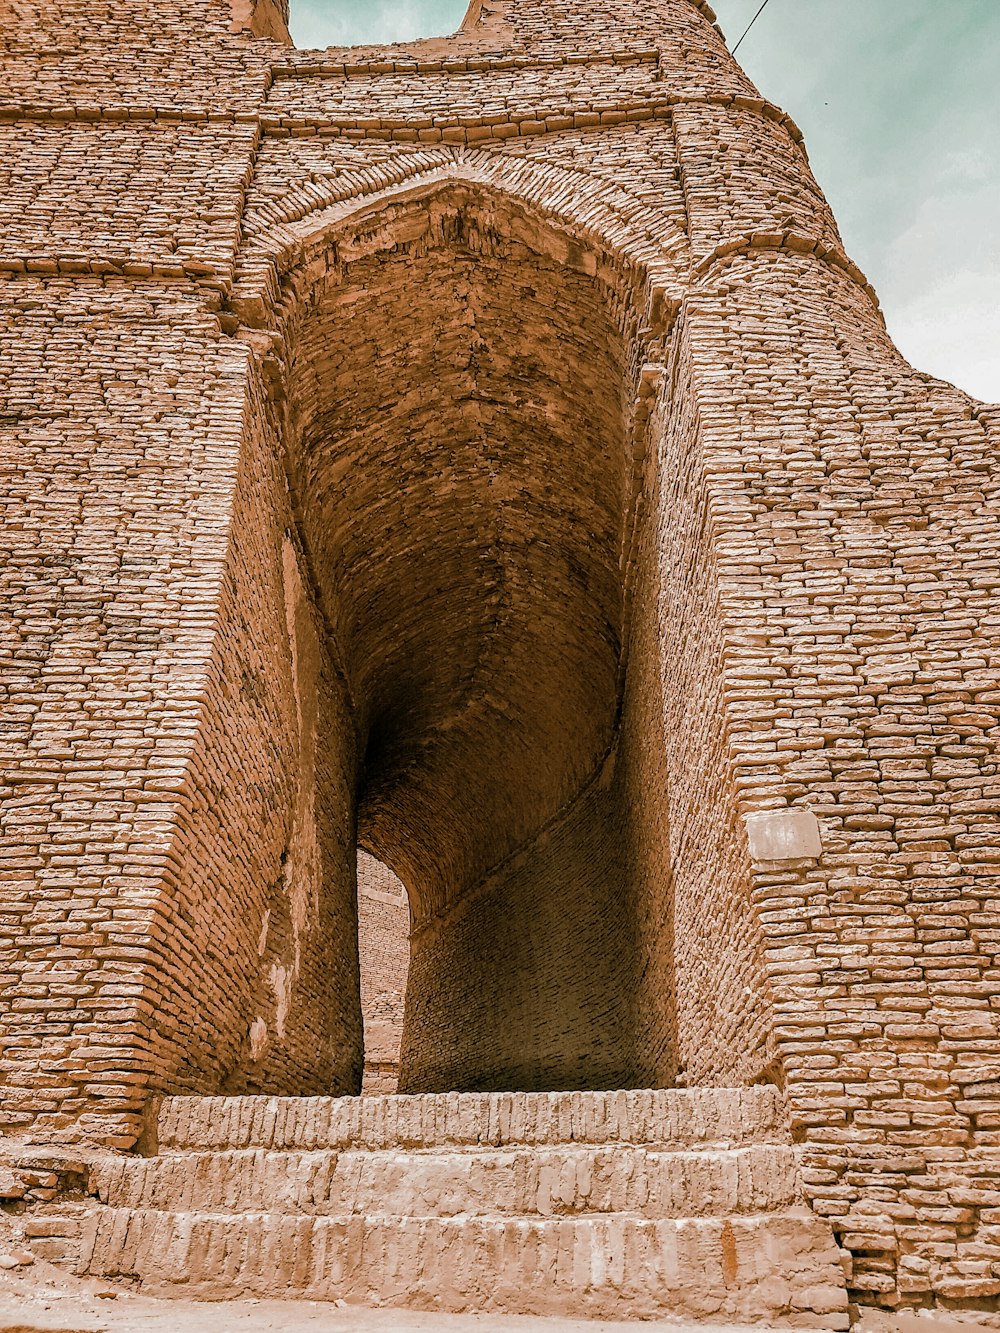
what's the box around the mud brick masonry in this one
[357,850,407,1093]
[1,0,1000,1321]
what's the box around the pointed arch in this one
[232,148,688,335]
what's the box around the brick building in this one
[1,0,999,1320]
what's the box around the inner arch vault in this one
[265,182,677,1093]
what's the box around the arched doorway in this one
[269,178,677,1092]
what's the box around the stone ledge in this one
[155,1087,788,1152]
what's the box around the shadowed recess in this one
[288,191,634,924]
[282,185,651,1091]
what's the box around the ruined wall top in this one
[0,0,737,85]
[459,0,722,46]
[0,0,761,144]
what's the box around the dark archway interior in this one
[287,190,657,1091]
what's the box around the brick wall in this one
[687,254,1000,1305]
[2,0,999,1313]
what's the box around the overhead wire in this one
[732,0,773,55]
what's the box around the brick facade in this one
[2,0,999,1315]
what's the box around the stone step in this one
[153,1087,786,1153]
[93,1142,800,1218]
[78,1205,850,1328]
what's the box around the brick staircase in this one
[28,1088,850,1326]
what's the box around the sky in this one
[289,0,1000,402]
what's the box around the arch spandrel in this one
[232,152,690,334]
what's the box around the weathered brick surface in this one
[0,0,273,111]
[153,1086,787,1149]
[0,276,257,1144]
[0,122,259,275]
[79,1206,847,1323]
[62,1089,849,1326]
[1,0,998,1315]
